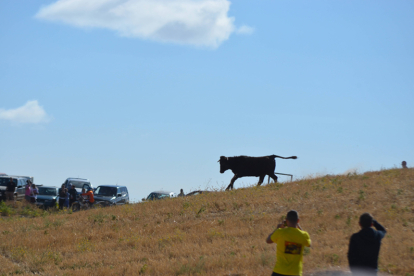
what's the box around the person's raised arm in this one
[266,222,284,244]
[373,219,386,237]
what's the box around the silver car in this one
[0,176,33,201]
[145,190,176,201]
[94,185,129,206]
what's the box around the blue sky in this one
[1,0,413,201]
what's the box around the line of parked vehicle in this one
[1,173,211,211]
[0,174,130,210]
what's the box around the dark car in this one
[35,186,59,209]
[94,185,129,206]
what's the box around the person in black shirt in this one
[348,213,386,275]
[68,185,78,207]
[59,184,67,209]
[6,177,16,201]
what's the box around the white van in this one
[63,178,93,195]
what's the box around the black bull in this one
[219,155,297,190]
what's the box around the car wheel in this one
[72,203,80,212]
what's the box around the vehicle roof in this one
[150,190,175,194]
[66,177,89,181]
[97,185,126,188]
[38,186,59,189]
[0,175,30,180]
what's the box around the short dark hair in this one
[286,210,299,222]
[359,213,373,228]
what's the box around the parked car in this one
[94,185,129,206]
[62,178,93,197]
[0,175,32,201]
[185,190,211,196]
[35,186,59,209]
[144,190,176,201]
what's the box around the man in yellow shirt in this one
[266,210,311,276]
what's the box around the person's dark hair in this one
[286,210,299,223]
[359,213,373,228]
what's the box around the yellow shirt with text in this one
[270,227,311,276]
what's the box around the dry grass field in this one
[1,168,413,276]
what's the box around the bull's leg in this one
[226,175,239,191]
[269,173,278,183]
[257,175,265,186]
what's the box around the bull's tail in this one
[271,155,298,159]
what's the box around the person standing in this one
[5,177,16,201]
[30,184,39,203]
[82,188,95,207]
[59,184,67,209]
[64,188,70,208]
[178,189,185,197]
[348,213,386,275]
[266,210,311,276]
[25,180,32,202]
[68,185,77,207]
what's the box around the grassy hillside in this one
[1,168,413,276]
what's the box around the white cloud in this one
[35,0,252,48]
[236,25,254,35]
[0,101,51,124]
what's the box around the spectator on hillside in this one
[6,177,16,201]
[348,213,386,275]
[178,189,185,197]
[64,188,70,208]
[59,184,67,209]
[82,188,95,207]
[402,161,407,169]
[266,210,311,276]
[68,185,77,206]
[30,184,39,203]
[25,180,32,202]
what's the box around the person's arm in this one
[347,235,359,267]
[266,222,284,244]
[266,230,276,244]
[373,219,386,238]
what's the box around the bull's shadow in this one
[218,154,297,190]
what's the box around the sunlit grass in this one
[0,168,413,275]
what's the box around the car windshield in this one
[68,181,90,189]
[95,186,117,197]
[38,188,57,196]
[146,193,170,200]
[0,178,17,187]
